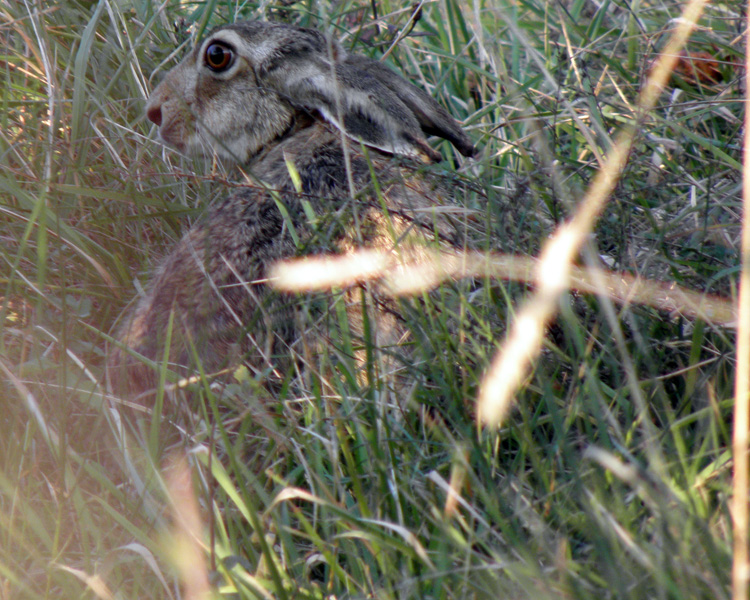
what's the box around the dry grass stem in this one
[272,249,735,326]
[269,250,390,290]
[476,0,710,428]
[164,456,211,600]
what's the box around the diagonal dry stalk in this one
[475,0,710,427]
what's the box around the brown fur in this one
[106,21,476,400]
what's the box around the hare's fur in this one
[107,21,476,400]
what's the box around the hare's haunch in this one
[107,20,477,400]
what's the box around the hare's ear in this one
[345,56,476,159]
[279,53,474,163]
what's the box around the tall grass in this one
[0,0,743,598]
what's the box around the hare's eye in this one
[205,43,234,72]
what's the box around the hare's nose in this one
[146,104,162,127]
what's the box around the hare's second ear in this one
[281,55,473,163]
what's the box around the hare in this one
[106,20,477,402]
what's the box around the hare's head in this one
[146,21,475,164]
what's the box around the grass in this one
[0,0,743,598]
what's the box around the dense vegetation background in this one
[0,0,743,598]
